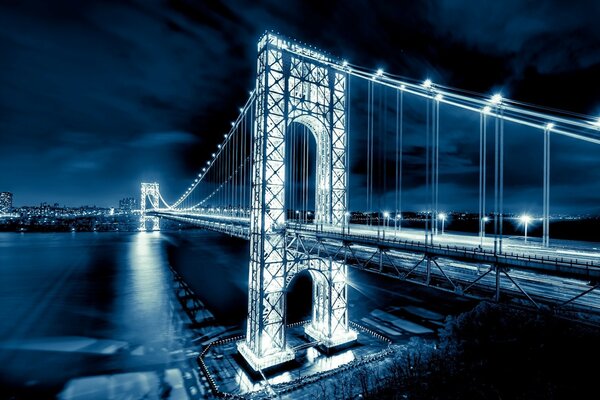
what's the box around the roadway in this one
[151,210,600,310]
[152,211,600,260]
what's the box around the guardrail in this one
[286,223,600,276]
[152,212,600,277]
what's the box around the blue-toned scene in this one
[1,1,600,399]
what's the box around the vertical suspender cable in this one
[499,106,504,254]
[366,80,371,226]
[395,89,399,232]
[347,74,351,223]
[304,126,308,223]
[399,88,404,232]
[494,111,499,254]
[382,84,387,231]
[435,97,440,235]
[425,93,431,245]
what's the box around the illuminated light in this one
[593,118,600,127]
[483,216,490,222]
[206,161,210,165]
[482,105,492,115]
[490,93,503,105]
[231,121,235,127]
[400,84,406,90]
[202,167,206,171]
[223,134,228,138]
[423,79,433,89]
[438,213,447,221]
[212,153,216,157]
[520,214,532,242]
[383,212,390,218]
[342,60,348,67]
[546,122,555,130]
[396,214,402,219]
[519,215,532,224]
[434,93,443,101]
[239,107,244,112]
[218,144,222,148]
[376,68,384,77]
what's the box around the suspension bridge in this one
[139,32,600,371]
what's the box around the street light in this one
[520,215,532,243]
[383,212,390,228]
[382,212,390,240]
[438,213,447,235]
[395,213,402,233]
[343,211,351,234]
[480,216,490,247]
[490,93,503,105]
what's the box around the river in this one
[0,230,474,398]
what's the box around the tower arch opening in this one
[285,269,314,325]
[285,119,321,223]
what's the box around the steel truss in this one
[287,231,600,317]
[140,182,160,231]
[238,33,355,371]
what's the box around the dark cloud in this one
[0,0,598,214]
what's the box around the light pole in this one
[480,216,489,247]
[383,212,390,240]
[345,212,351,235]
[520,215,532,243]
[438,213,447,235]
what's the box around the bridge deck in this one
[151,210,600,312]
[151,211,600,278]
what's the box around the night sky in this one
[1,0,599,214]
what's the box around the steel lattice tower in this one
[237,33,356,371]
[140,182,160,231]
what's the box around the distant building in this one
[0,192,13,213]
[119,197,137,212]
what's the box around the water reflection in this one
[116,232,179,345]
[0,232,187,397]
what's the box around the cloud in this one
[130,131,199,148]
[430,0,600,75]
[0,0,598,212]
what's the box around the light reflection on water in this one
[0,232,185,395]
[118,231,174,344]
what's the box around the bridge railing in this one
[285,223,600,272]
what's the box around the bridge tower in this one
[140,182,160,231]
[237,33,356,371]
